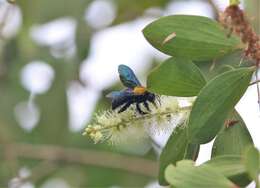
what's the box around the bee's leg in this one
[136,103,147,115]
[156,95,161,106]
[151,100,157,108]
[143,101,151,112]
[118,102,131,113]
[151,95,160,108]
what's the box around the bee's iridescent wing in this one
[118,65,141,88]
[106,90,134,110]
[106,91,124,99]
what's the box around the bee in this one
[106,65,158,114]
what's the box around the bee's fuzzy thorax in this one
[133,86,147,95]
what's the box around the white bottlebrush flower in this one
[83,96,193,144]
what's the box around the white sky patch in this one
[0,3,22,39]
[145,181,164,188]
[85,0,117,29]
[67,82,100,132]
[165,0,214,18]
[30,17,76,58]
[196,140,215,165]
[30,17,76,46]
[18,61,52,132]
[20,61,55,94]
[14,100,40,132]
[80,17,167,91]
[247,182,257,188]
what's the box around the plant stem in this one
[1,143,158,177]
[207,0,219,15]
[95,106,191,132]
[249,80,260,86]
[256,62,260,111]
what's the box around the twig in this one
[256,61,260,111]
[5,143,158,177]
[3,144,18,177]
[249,79,260,86]
[208,0,220,18]
[0,123,18,178]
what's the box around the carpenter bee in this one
[106,65,158,114]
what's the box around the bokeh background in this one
[0,0,259,187]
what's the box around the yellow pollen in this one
[133,86,146,95]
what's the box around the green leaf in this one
[212,111,254,156]
[147,57,206,97]
[205,155,251,186]
[244,146,260,186]
[75,20,91,62]
[143,15,241,61]
[158,125,199,185]
[165,160,236,188]
[18,0,89,25]
[211,111,253,186]
[187,67,254,144]
[205,155,245,177]
[194,50,254,81]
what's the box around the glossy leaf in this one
[187,67,254,144]
[147,57,206,96]
[165,160,236,188]
[143,15,241,61]
[184,143,200,161]
[244,146,260,185]
[211,111,253,187]
[212,111,254,156]
[158,125,199,185]
[205,155,251,186]
[195,50,254,81]
[205,155,245,177]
